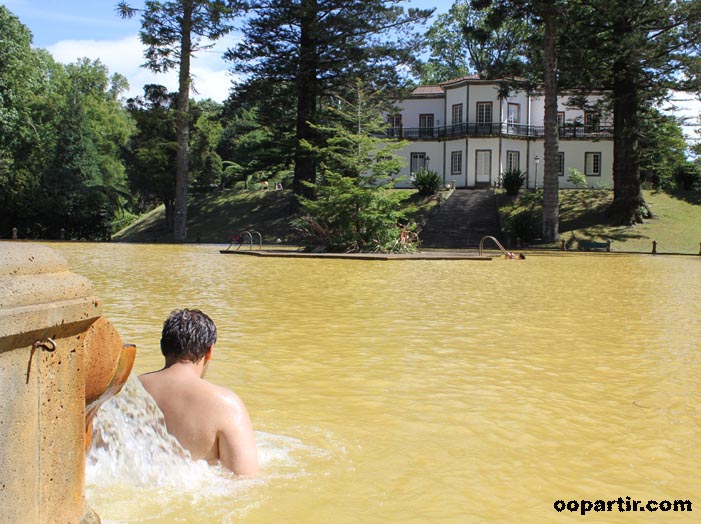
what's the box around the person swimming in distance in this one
[139,309,259,477]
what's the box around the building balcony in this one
[384,122,614,140]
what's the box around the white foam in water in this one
[86,374,333,520]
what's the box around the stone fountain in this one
[0,243,136,524]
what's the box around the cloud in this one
[46,35,237,102]
[662,91,701,144]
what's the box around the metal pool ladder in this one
[479,236,510,257]
[227,230,263,250]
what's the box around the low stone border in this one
[219,249,492,261]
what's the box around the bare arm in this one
[217,392,259,477]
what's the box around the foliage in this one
[226,0,433,201]
[673,164,701,191]
[501,168,525,195]
[123,85,179,227]
[0,7,135,240]
[217,104,294,188]
[411,169,442,196]
[190,99,225,190]
[500,190,540,243]
[292,81,416,253]
[472,0,562,242]
[0,7,48,233]
[293,172,417,253]
[117,0,240,241]
[420,0,533,83]
[558,0,701,224]
[638,108,689,190]
[566,168,587,188]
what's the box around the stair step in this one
[419,189,503,249]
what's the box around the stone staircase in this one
[419,189,503,249]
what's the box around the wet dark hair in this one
[160,309,217,363]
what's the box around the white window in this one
[475,150,491,183]
[507,103,520,134]
[584,111,600,133]
[507,103,520,124]
[387,114,402,138]
[419,114,434,137]
[557,112,565,128]
[410,152,427,173]
[585,152,601,176]
[452,104,463,125]
[506,150,520,171]
[476,102,492,124]
[558,152,565,176]
[451,151,462,174]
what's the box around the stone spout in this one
[84,318,136,452]
[0,243,136,524]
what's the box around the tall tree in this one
[560,0,701,224]
[638,108,689,190]
[474,0,562,242]
[420,0,531,83]
[39,58,134,239]
[0,6,47,232]
[293,80,413,253]
[226,0,433,203]
[117,0,239,241]
[123,85,179,228]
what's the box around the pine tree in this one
[226,0,432,203]
[117,1,239,241]
[560,0,701,224]
[293,80,416,253]
[474,0,563,242]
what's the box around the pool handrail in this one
[479,236,510,257]
[250,231,263,250]
[226,230,262,251]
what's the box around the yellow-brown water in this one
[51,243,701,523]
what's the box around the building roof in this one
[408,76,534,99]
[410,85,444,97]
[439,74,482,88]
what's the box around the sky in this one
[4,0,699,141]
[4,0,447,103]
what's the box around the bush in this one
[411,169,441,196]
[501,168,525,196]
[567,168,587,187]
[292,171,418,253]
[673,163,701,191]
[504,211,537,242]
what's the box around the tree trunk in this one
[174,5,192,241]
[608,41,647,225]
[541,1,560,243]
[164,198,175,232]
[293,0,319,204]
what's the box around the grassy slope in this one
[114,189,299,244]
[116,187,700,254]
[114,188,440,245]
[500,189,701,254]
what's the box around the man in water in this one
[139,309,259,476]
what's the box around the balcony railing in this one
[384,122,613,140]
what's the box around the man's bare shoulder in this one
[201,381,249,417]
[140,370,239,404]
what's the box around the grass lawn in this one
[498,189,701,254]
[114,188,440,245]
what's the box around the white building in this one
[388,76,613,189]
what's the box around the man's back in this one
[139,364,258,476]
